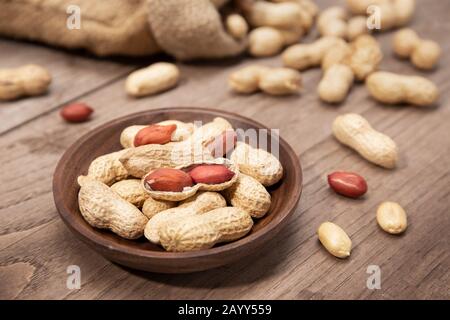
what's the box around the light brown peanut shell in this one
[159,207,253,252]
[144,191,226,244]
[87,149,129,185]
[0,64,52,101]
[318,64,354,103]
[185,117,233,148]
[222,173,271,218]
[125,62,179,97]
[141,197,176,219]
[246,1,303,29]
[366,71,438,107]
[229,65,270,94]
[142,158,239,201]
[317,6,348,38]
[348,34,382,81]
[248,27,284,57]
[282,36,345,70]
[119,143,213,178]
[110,179,149,208]
[226,14,249,40]
[332,113,398,169]
[231,142,283,186]
[77,176,148,239]
[258,68,302,95]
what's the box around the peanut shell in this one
[231,142,283,186]
[77,176,148,239]
[110,179,149,208]
[141,197,176,219]
[222,173,271,218]
[87,149,129,185]
[159,207,253,252]
[144,191,226,244]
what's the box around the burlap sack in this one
[0,0,245,60]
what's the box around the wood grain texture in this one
[0,0,449,299]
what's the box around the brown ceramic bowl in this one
[53,107,302,273]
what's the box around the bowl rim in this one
[53,107,302,260]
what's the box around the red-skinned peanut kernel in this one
[144,168,193,192]
[60,103,93,123]
[327,171,368,198]
[188,164,235,184]
[134,124,177,147]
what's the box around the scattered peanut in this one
[376,201,407,234]
[226,14,249,40]
[318,64,354,103]
[327,171,368,198]
[245,1,303,29]
[347,16,369,40]
[60,103,93,123]
[347,35,383,81]
[258,68,302,95]
[346,0,415,30]
[0,64,51,101]
[282,36,345,70]
[110,179,149,208]
[318,222,352,258]
[159,207,253,252]
[332,113,398,169]
[125,62,180,97]
[77,176,148,239]
[393,28,441,70]
[228,65,269,94]
[229,65,301,95]
[231,142,283,186]
[248,27,284,57]
[87,149,129,185]
[141,197,176,219]
[321,41,352,70]
[144,191,226,244]
[222,173,271,218]
[317,6,348,38]
[366,71,439,107]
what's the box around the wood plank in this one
[0,0,449,299]
[0,39,142,134]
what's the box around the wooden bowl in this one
[53,107,302,273]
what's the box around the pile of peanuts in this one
[223,0,439,259]
[77,117,284,252]
[228,0,440,107]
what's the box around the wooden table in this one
[1,0,449,300]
